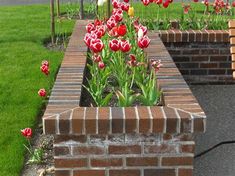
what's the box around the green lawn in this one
[0,4,75,176]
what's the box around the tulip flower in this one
[117,24,127,36]
[155,0,162,4]
[128,54,138,67]
[151,59,163,72]
[124,0,129,2]
[193,0,199,2]
[121,2,130,11]
[98,61,105,69]
[138,35,151,49]
[128,6,134,17]
[92,55,102,63]
[138,29,144,40]
[107,17,117,30]
[231,1,235,7]
[84,33,97,47]
[109,39,120,51]
[38,88,47,97]
[139,25,147,35]
[163,0,170,8]
[86,23,95,33]
[90,38,104,53]
[120,40,131,52]
[41,60,49,67]
[143,0,150,6]
[108,26,119,37]
[21,128,32,139]
[113,12,123,22]
[40,64,49,75]
[94,19,102,26]
[112,0,120,8]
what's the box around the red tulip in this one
[168,0,173,3]
[106,17,117,30]
[138,35,151,49]
[155,0,162,4]
[124,0,129,2]
[120,40,131,52]
[90,38,104,53]
[109,39,120,51]
[112,0,120,8]
[117,24,127,36]
[94,19,102,26]
[41,60,49,67]
[163,0,170,8]
[143,0,150,6]
[98,61,105,69]
[232,1,235,7]
[40,64,49,75]
[193,0,198,2]
[86,23,95,33]
[92,55,102,62]
[21,128,32,139]
[94,26,105,38]
[113,12,123,22]
[38,88,47,97]
[138,25,148,35]
[108,26,119,37]
[84,33,97,47]
[121,2,130,11]
[128,54,137,67]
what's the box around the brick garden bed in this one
[158,30,233,84]
[43,20,207,176]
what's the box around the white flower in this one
[98,0,104,6]
[137,28,144,40]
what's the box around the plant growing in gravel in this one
[83,0,162,107]
[21,128,44,164]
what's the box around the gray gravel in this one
[190,85,235,176]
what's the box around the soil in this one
[21,123,55,176]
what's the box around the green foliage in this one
[27,148,44,165]
[137,70,161,106]
[116,83,137,107]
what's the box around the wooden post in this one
[107,0,111,18]
[50,0,55,45]
[80,0,84,19]
[56,0,60,17]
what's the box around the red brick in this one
[162,157,193,166]
[55,158,87,168]
[180,144,195,153]
[73,146,105,155]
[144,144,177,154]
[54,135,87,144]
[54,146,70,156]
[163,107,178,133]
[72,108,85,134]
[150,107,164,132]
[138,106,151,133]
[73,170,105,176]
[144,169,176,176]
[91,158,122,167]
[44,117,56,134]
[55,170,71,176]
[126,157,158,166]
[178,168,193,176]
[59,111,71,134]
[111,107,124,133]
[98,107,110,134]
[109,170,140,176]
[124,107,137,133]
[85,107,97,134]
[109,145,141,154]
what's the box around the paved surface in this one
[190,85,235,176]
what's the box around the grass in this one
[0,4,75,176]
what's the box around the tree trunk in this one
[56,0,60,17]
[80,0,84,19]
[50,0,55,45]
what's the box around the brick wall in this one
[54,134,194,176]
[158,30,234,84]
[43,21,207,176]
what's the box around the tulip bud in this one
[138,35,151,49]
[98,0,104,6]
[128,7,134,17]
[120,40,131,52]
[117,24,127,36]
[98,61,105,69]
[93,55,102,62]
[138,29,144,40]
[90,38,104,53]
[38,88,47,97]
[40,64,49,75]
[21,128,32,139]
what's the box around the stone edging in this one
[42,20,206,135]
